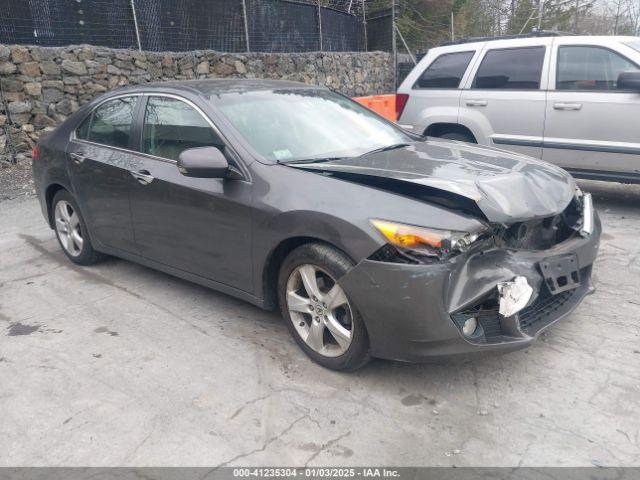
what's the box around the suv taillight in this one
[33,145,39,161]
[395,94,409,121]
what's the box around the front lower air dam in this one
[497,276,533,317]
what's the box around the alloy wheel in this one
[54,200,84,257]
[285,264,354,357]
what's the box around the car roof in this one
[436,34,639,51]
[110,78,323,97]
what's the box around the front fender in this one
[256,210,383,266]
[252,210,385,305]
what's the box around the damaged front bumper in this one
[339,213,601,362]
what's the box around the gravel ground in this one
[0,156,35,201]
[0,180,639,466]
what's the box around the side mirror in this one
[178,146,229,178]
[617,71,640,91]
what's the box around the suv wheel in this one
[278,243,370,371]
[439,132,475,143]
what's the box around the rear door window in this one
[85,96,137,149]
[557,45,640,90]
[142,96,224,161]
[473,46,545,90]
[414,51,475,89]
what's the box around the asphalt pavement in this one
[1,180,639,466]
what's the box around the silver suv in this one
[397,35,640,183]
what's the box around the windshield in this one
[213,89,412,163]
[625,40,640,53]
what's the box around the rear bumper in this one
[339,214,601,362]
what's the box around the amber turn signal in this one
[371,220,446,250]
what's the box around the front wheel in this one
[278,243,370,371]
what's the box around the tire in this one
[51,190,107,266]
[439,132,476,143]
[278,243,370,371]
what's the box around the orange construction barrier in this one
[353,94,397,122]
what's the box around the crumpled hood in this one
[290,140,576,224]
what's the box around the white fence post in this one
[317,1,323,51]
[362,0,367,51]
[242,0,251,52]
[129,0,143,51]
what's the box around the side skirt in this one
[566,168,640,185]
[96,244,268,310]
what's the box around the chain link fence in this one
[0,1,410,167]
[0,0,395,54]
[0,0,415,86]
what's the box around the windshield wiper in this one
[279,156,348,165]
[360,143,411,156]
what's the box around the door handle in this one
[553,102,583,111]
[466,100,488,107]
[130,169,155,185]
[69,152,86,164]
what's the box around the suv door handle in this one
[554,102,583,111]
[466,100,488,107]
[69,152,86,164]
[130,169,155,185]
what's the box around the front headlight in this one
[371,219,483,260]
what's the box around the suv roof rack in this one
[442,30,576,46]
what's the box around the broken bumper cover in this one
[339,213,601,362]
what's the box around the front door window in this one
[557,46,640,91]
[142,96,224,161]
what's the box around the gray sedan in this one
[32,79,601,370]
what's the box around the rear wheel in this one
[52,190,106,265]
[439,132,475,143]
[278,243,370,371]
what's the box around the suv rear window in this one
[473,46,545,90]
[414,51,474,89]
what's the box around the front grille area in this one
[517,266,590,332]
[518,288,576,330]
[451,266,590,343]
[492,196,583,250]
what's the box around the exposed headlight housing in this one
[580,193,594,236]
[370,219,484,261]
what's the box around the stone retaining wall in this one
[0,44,393,163]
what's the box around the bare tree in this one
[393,0,639,54]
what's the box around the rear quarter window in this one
[75,114,91,140]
